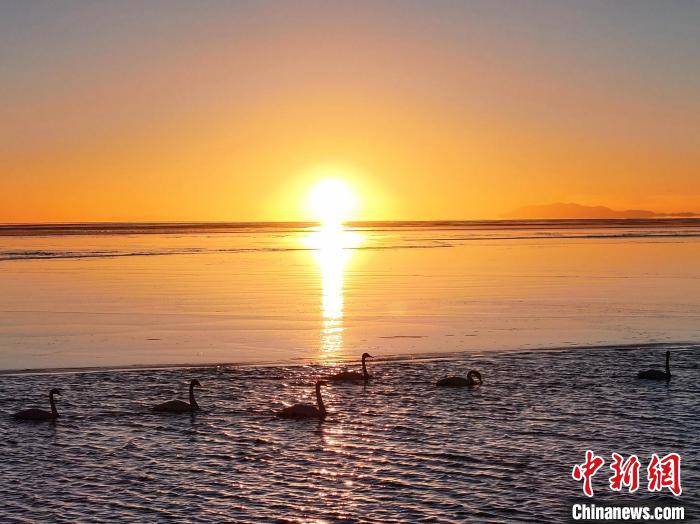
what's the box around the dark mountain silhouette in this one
[502,202,699,220]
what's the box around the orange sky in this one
[1,2,699,222]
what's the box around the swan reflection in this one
[304,224,362,359]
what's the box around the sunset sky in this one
[1,1,699,222]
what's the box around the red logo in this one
[609,453,640,493]
[648,453,682,496]
[573,451,682,497]
[572,450,605,497]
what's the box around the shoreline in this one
[0,340,695,377]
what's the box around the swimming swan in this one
[436,370,483,388]
[637,351,671,382]
[13,388,61,421]
[153,379,201,413]
[329,352,373,382]
[278,380,328,420]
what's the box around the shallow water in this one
[1,346,697,522]
[2,220,700,370]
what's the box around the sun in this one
[307,178,358,228]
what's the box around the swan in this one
[278,380,328,420]
[13,388,61,421]
[329,352,373,382]
[436,370,483,388]
[152,379,201,413]
[637,350,671,381]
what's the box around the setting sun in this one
[307,178,358,228]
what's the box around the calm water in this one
[1,220,698,521]
[1,220,700,370]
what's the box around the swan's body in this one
[13,388,61,421]
[637,351,671,382]
[153,379,201,413]
[436,370,483,388]
[329,352,373,382]
[278,381,327,420]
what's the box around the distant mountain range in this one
[502,202,699,220]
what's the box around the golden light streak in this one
[303,177,363,360]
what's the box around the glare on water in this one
[1,220,700,370]
[303,224,363,361]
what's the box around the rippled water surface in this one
[1,346,697,522]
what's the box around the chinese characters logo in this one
[572,450,681,497]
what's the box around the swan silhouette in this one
[329,352,373,382]
[153,379,201,413]
[278,380,328,420]
[637,351,671,382]
[436,370,483,388]
[13,388,61,421]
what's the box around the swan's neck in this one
[189,384,199,410]
[316,385,326,418]
[665,353,671,376]
[49,392,58,417]
[361,357,368,380]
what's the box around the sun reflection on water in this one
[303,224,362,361]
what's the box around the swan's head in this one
[190,379,202,387]
[316,380,329,388]
[468,370,483,384]
[50,388,61,396]
[362,352,373,359]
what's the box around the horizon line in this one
[2,216,700,228]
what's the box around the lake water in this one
[0,347,697,522]
[1,219,700,371]
[0,220,698,521]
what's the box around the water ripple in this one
[0,346,698,522]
